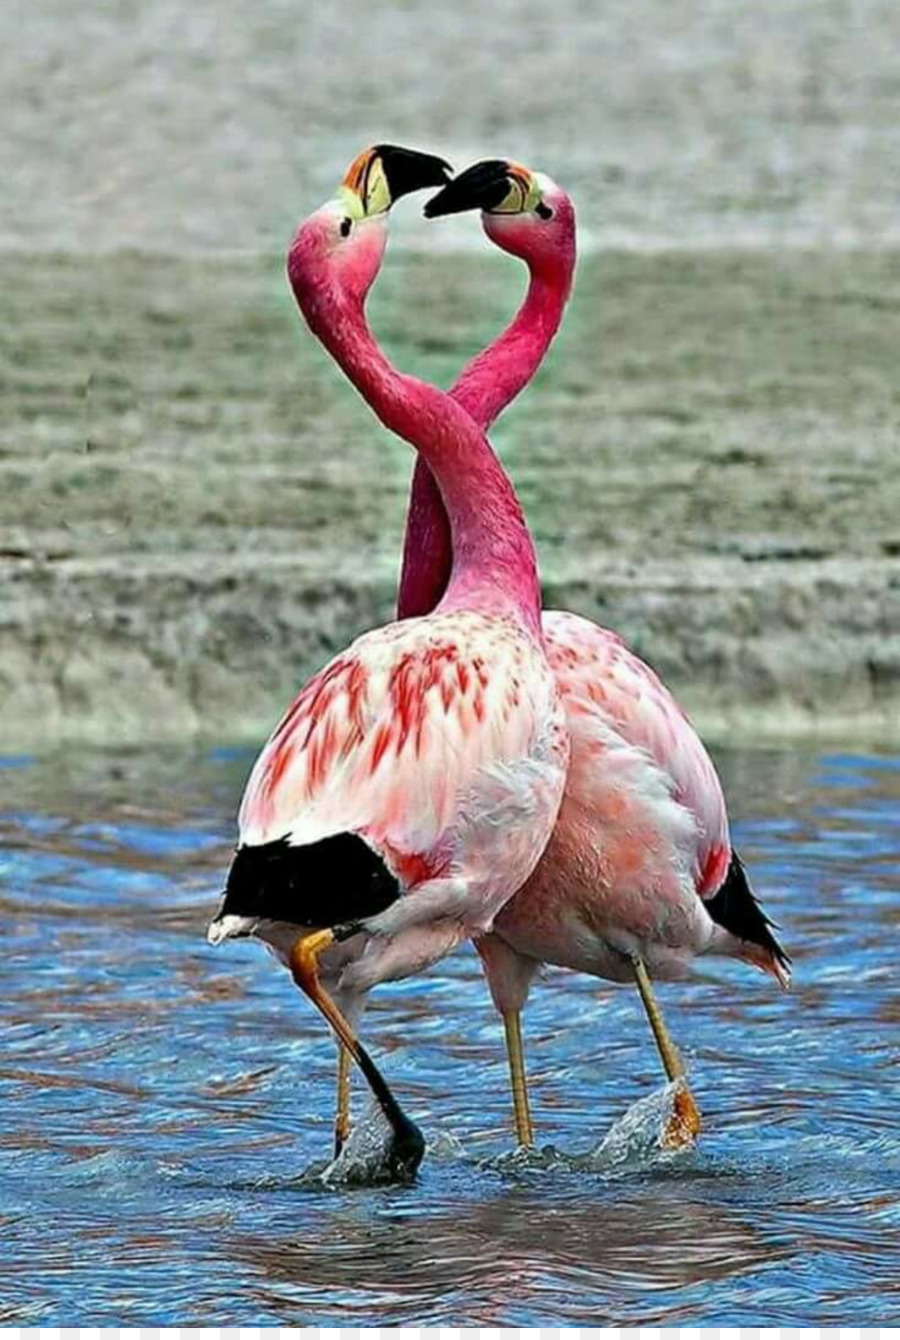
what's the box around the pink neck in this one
[289,258,542,634]
[397,262,569,620]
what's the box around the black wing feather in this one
[218,832,400,929]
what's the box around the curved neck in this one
[291,262,542,635]
[453,266,568,424]
[397,263,569,620]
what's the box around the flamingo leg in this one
[289,927,424,1177]
[334,1042,352,1158]
[630,955,701,1148]
[502,1009,534,1147]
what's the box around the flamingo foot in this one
[660,1079,702,1150]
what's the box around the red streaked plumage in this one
[239,613,567,940]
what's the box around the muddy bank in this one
[1,249,898,749]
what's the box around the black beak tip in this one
[422,159,512,219]
[375,144,453,202]
[422,193,451,220]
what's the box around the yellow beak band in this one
[491,163,543,215]
[341,148,393,218]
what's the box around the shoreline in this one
[4,546,898,752]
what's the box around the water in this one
[1,744,898,1325]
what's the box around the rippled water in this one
[1,745,898,1325]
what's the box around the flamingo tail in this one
[705,851,792,989]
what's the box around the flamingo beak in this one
[424,159,538,218]
[342,144,452,217]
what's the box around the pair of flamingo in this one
[209,145,789,1172]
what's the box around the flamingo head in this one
[424,159,575,287]
[288,144,452,308]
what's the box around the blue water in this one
[1,746,898,1325]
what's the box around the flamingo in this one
[399,159,790,1148]
[206,146,570,1169]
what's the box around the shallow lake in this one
[1,744,898,1324]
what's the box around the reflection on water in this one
[0,745,898,1324]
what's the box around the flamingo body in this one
[544,609,729,900]
[213,591,568,1018]
[235,611,567,934]
[484,610,788,1000]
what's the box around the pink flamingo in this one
[207,147,570,1169]
[405,159,791,1147]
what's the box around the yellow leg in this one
[502,1009,534,1148]
[631,955,701,1148]
[334,1043,352,1156]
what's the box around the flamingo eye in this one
[340,217,352,238]
[536,201,553,220]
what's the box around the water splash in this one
[583,1082,697,1174]
[321,1100,423,1188]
